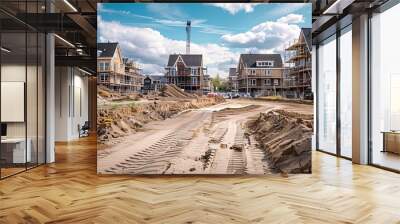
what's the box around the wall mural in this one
[96,3,313,175]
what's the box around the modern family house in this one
[97,42,143,94]
[143,75,167,94]
[164,54,207,93]
[237,54,284,96]
[228,67,238,92]
[123,58,144,93]
[284,28,312,100]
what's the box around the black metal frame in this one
[0,0,47,180]
[315,21,353,162]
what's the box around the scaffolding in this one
[283,36,312,100]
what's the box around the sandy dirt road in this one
[97,99,312,175]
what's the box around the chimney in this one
[186,20,191,54]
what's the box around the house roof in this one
[167,54,203,67]
[239,54,283,68]
[97,42,118,57]
[301,28,312,52]
[145,75,167,82]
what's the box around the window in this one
[265,70,271,76]
[251,69,256,75]
[98,62,110,71]
[256,61,274,67]
[98,62,104,71]
[1,11,46,179]
[99,73,109,82]
[250,79,256,86]
[191,68,197,76]
[370,3,400,171]
[317,35,337,155]
[340,26,352,158]
[274,79,279,86]
[264,79,271,85]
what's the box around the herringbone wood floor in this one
[1,136,400,224]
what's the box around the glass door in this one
[317,34,337,154]
[370,2,400,171]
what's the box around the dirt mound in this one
[217,105,261,114]
[98,85,143,101]
[97,97,224,145]
[247,110,313,173]
[161,84,195,98]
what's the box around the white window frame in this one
[99,73,108,82]
[274,79,279,86]
[192,68,197,76]
[256,61,274,67]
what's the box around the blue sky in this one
[98,3,311,77]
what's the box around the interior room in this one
[0,0,399,223]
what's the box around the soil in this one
[246,109,313,173]
[97,85,224,145]
[97,99,313,175]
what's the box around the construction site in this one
[97,19,313,175]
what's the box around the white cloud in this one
[208,3,260,15]
[277,14,304,24]
[98,5,231,36]
[221,16,301,53]
[146,4,186,20]
[98,17,239,78]
[267,3,309,18]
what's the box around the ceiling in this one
[0,0,97,74]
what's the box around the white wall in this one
[55,67,89,141]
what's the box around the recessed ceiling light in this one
[54,34,75,48]
[1,47,11,53]
[78,67,92,76]
[63,0,78,12]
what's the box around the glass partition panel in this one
[1,31,27,177]
[38,32,45,165]
[317,35,337,154]
[339,26,352,158]
[27,31,38,169]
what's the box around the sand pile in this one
[97,97,224,145]
[161,84,195,98]
[98,85,142,101]
[247,109,313,173]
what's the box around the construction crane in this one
[186,20,191,54]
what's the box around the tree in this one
[211,74,221,91]
[211,74,229,92]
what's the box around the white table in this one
[1,138,31,163]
